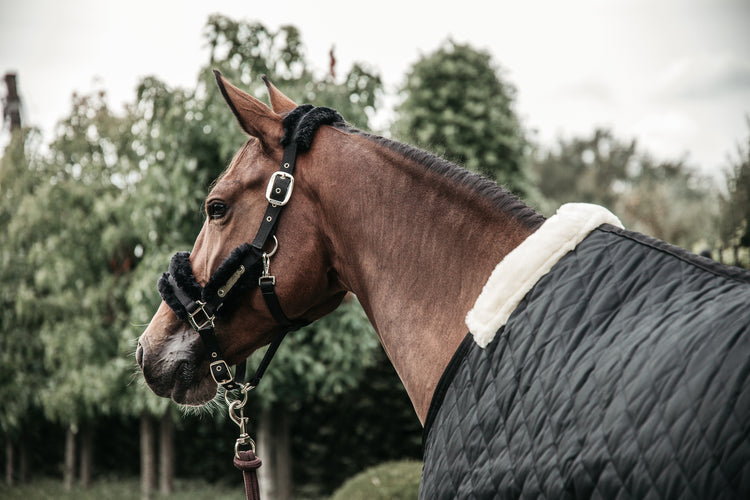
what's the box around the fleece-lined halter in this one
[157,104,344,391]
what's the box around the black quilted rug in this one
[421,225,750,499]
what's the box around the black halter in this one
[157,104,344,391]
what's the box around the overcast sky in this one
[1,0,748,179]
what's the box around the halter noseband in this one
[157,104,344,391]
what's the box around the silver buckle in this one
[188,301,215,331]
[265,171,294,207]
[210,360,233,385]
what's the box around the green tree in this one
[531,128,718,249]
[719,120,750,266]
[531,129,636,209]
[0,128,48,485]
[27,89,142,488]
[202,15,382,133]
[393,40,530,195]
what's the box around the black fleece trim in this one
[157,273,190,323]
[168,252,202,300]
[281,105,344,151]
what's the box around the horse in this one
[136,72,750,499]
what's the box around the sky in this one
[1,0,749,180]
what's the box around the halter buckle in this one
[265,171,294,207]
[188,301,215,331]
[210,359,234,385]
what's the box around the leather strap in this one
[251,142,298,251]
[234,450,263,500]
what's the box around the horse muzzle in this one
[136,318,218,405]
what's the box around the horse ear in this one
[213,70,283,147]
[262,75,298,114]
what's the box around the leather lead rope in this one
[234,450,263,500]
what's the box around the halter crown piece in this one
[157,104,345,391]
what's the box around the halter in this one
[157,104,344,392]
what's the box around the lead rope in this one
[227,386,263,500]
[225,237,299,500]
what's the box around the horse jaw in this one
[136,303,218,405]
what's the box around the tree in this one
[393,40,530,195]
[0,127,47,486]
[23,88,142,489]
[531,128,718,250]
[719,119,750,266]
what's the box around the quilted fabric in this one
[420,225,750,499]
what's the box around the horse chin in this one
[170,371,218,406]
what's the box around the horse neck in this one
[306,130,539,424]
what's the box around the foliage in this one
[29,90,145,423]
[292,350,423,495]
[249,296,380,406]
[0,129,47,435]
[203,15,382,132]
[719,119,750,260]
[531,128,719,249]
[330,460,423,500]
[393,40,530,195]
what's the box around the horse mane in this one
[338,125,546,231]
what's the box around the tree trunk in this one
[19,439,28,484]
[257,404,293,500]
[274,406,292,500]
[159,412,174,495]
[140,413,156,500]
[734,244,740,267]
[79,426,93,488]
[5,436,13,486]
[63,424,77,490]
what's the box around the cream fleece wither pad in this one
[466,203,623,348]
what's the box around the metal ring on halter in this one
[226,392,250,423]
[265,235,279,258]
[228,400,244,427]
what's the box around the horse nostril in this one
[135,341,144,368]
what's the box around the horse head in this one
[136,73,347,405]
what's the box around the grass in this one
[0,477,243,500]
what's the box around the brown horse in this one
[136,73,542,423]
[137,74,750,498]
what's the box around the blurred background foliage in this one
[2,13,749,500]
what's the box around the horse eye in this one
[207,202,227,220]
